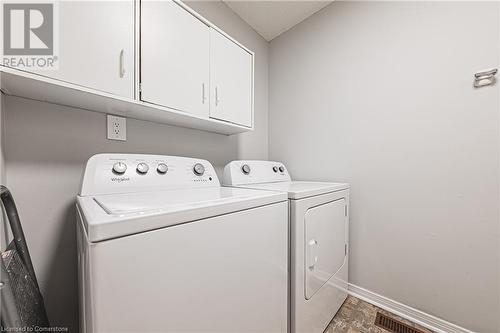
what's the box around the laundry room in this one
[0,1,498,333]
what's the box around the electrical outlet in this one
[107,115,126,141]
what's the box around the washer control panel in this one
[222,160,291,186]
[80,154,219,196]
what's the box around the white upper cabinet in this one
[140,1,210,118]
[5,1,135,99]
[140,1,253,127]
[0,0,254,135]
[209,29,253,128]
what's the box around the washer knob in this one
[279,166,285,173]
[136,162,149,174]
[157,163,168,174]
[241,164,251,175]
[272,166,278,173]
[193,163,205,176]
[112,162,127,175]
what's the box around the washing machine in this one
[223,160,349,333]
[76,154,289,333]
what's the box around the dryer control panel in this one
[223,160,291,186]
[80,154,219,196]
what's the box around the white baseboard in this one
[347,284,475,333]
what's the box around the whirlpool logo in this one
[111,177,130,183]
[2,2,59,69]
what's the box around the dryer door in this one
[304,198,346,299]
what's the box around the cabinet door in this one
[210,29,253,127]
[10,1,135,99]
[141,1,209,118]
[304,199,347,300]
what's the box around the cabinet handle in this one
[119,49,126,78]
[215,87,220,106]
[202,83,206,104]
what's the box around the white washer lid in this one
[77,187,287,242]
[230,181,349,199]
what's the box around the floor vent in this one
[375,312,426,333]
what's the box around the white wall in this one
[2,2,268,330]
[269,2,499,332]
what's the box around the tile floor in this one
[325,296,434,333]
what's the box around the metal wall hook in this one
[474,68,497,88]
